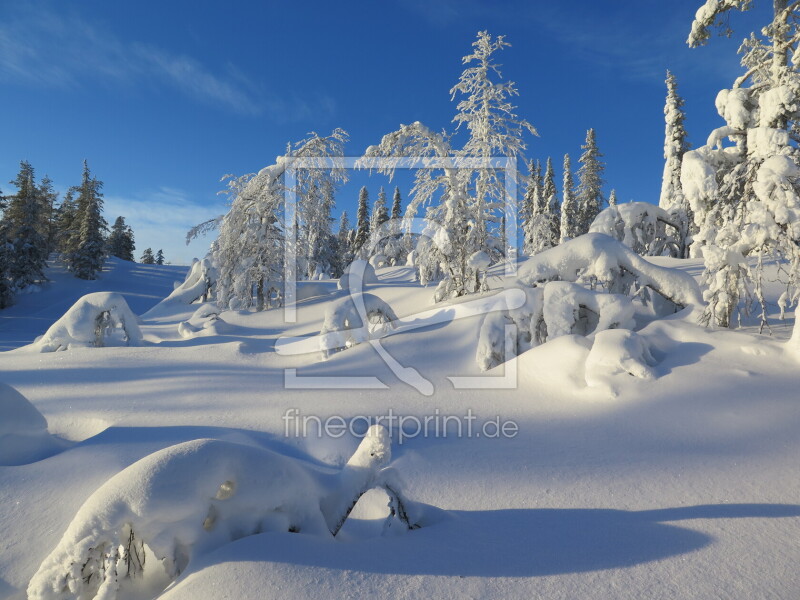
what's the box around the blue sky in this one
[0,0,771,264]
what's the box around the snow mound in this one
[518,233,703,309]
[0,383,61,466]
[369,254,388,269]
[338,260,378,290]
[319,293,398,358]
[584,329,657,394]
[29,426,421,600]
[31,292,143,352]
[177,304,233,339]
[142,258,217,318]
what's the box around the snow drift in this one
[319,293,398,358]
[31,292,143,352]
[142,258,217,318]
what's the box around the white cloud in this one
[0,3,334,120]
[103,187,226,266]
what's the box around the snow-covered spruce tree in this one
[0,192,13,308]
[353,186,370,258]
[65,161,107,280]
[371,186,389,233]
[523,157,560,255]
[299,178,337,279]
[608,189,618,206]
[364,31,536,299]
[4,161,48,289]
[682,0,800,328]
[391,186,403,227]
[140,248,155,264]
[108,216,135,261]
[560,153,578,242]
[155,249,164,265]
[575,128,605,235]
[521,160,541,254]
[659,70,693,258]
[334,211,353,277]
[215,129,348,310]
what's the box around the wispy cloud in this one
[104,187,226,265]
[0,3,334,120]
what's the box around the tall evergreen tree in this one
[659,70,690,210]
[523,157,560,255]
[54,189,79,255]
[108,216,136,261]
[353,186,370,256]
[575,128,605,235]
[140,248,155,264]
[0,188,13,308]
[155,249,165,265]
[608,189,618,206]
[370,187,389,234]
[335,211,353,275]
[38,175,58,254]
[66,161,107,280]
[391,187,403,222]
[560,153,578,243]
[5,161,48,289]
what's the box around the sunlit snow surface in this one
[1,255,800,599]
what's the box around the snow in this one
[28,292,142,352]
[141,258,216,319]
[2,255,800,599]
[0,383,61,466]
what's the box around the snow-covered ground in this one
[2,256,800,599]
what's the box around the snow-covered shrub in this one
[476,286,544,371]
[0,383,61,466]
[518,233,703,310]
[142,258,217,318]
[337,259,378,291]
[477,235,701,371]
[589,202,683,257]
[32,292,143,352]
[584,329,656,393]
[28,425,421,600]
[319,293,398,358]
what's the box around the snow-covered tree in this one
[659,70,692,258]
[660,71,691,211]
[353,186,370,257]
[335,211,353,276]
[140,247,155,264]
[299,178,337,278]
[108,216,135,261]
[0,198,13,309]
[215,129,348,310]
[575,128,605,235]
[365,31,536,299]
[4,161,48,289]
[523,157,560,255]
[391,187,403,227]
[155,249,165,265]
[65,161,107,280]
[590,201,684,257]
[682,0,800,328]
[609,189,618,206]
[560,153,578,243]
[371,187,389,234]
